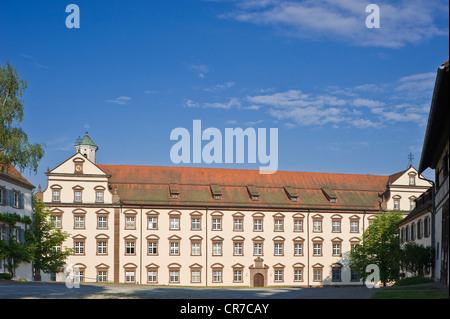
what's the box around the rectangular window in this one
[234,242,243,256]
[191,242,201,256]
[52,190,60,202]
[125,216,135,229]
[234,270,243,282]
[74,191,82,203]
[191,218,201,230]
[333,243,341,256]
[52,215,62,229]
[274,270,283,282]
[97,271,107,282]
[294,269,303,281]
[332,220,341,232]
[191,270,201,283]
[74,241,84,255]
[74,216,85,229]
[96,191,104,203]
[254,219,263,231]
[313,220,322,232]
[170,217,180,230]
[170,242,179,255]
[274,219,283,232]
[313,269,322,281]
[294,219,303,232]
[126,242,135,255]
[350,221,359,233]
[313,243,322,256]
[212,218,222,231]
[148,271,157,283]
[170,270,179,283]
[234,218,243,231]
[148,217,158,229]
[254,243,263,256]
[97,216,107,229]
[294,243,303,256]
[332,267,342,282]
[148,242,158,255]
[394,199,400,210]
[13,191,20,208]
[97,241,107,255]
[125,271,135,283]
[213,270,222,282]
[274,243,283,256]
[351,268,359,281]
[213,242,222,256]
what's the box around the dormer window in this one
[210,184,222,200]
[322,187,337,203]
[247,185,259,201]
[284,186,299,202]
[169,183,180,199]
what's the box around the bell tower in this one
[75,132,98,163]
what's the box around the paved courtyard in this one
[0,281,379,299]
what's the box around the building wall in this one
[434,141,449,283]
[0,177,34,281]
[386,166,432,212]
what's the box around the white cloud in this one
[183,69,435,128]
[351,98,385,108]
[204,81,236,91]
[187,63,210,78]
[220,0,448,47]
[204,97,241,109]
[184,97,241,110]
[106,96,132,105]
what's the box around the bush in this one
[394,276,434,286]
[0,273,13,280]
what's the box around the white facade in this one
[0,165,34,281]
[38,135,432,286]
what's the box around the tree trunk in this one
[34,268,41,281]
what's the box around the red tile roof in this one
[98,165,390,211]
[0,164,34,189]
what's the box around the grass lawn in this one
[371,289,449,299]
[371,277,449,299]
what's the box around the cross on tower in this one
[408,152,414,167]
[84,123,90,134]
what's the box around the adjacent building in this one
[0,163,35,280]
[417,59,449,285]
[36,132,431,286]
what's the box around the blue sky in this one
[1,0,448,189]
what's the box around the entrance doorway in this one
[254,273,264,287]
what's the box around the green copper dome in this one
[75,132,97,147]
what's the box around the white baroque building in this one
[37,133,431,286]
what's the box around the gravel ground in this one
[0,280,380,299]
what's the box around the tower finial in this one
[408,152,414,167]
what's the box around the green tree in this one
[350,211,404,286]
[0,212,33,277]
[401,242,434,277]
[1,61,44,173]
[30,197,73,280]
